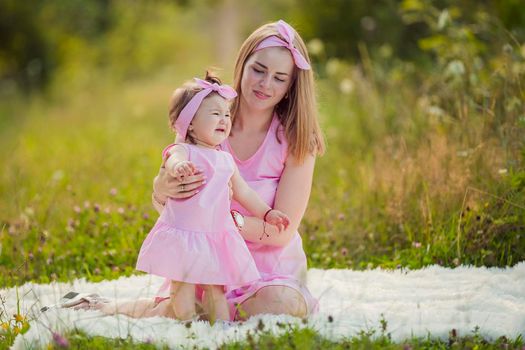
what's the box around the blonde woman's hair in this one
[230,21,325,163]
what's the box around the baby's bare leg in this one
[170,281,196,320]
[201,285,229,322]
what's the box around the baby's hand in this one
[265,209,290,232]
[171,161,198,181]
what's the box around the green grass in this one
[1,2,524,348]
[1,70,523,348]
[1,0,523,290]
[38,325,524,350]
[2,73,522,288]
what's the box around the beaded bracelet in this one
[259,221,270,240]
[263,209,273,222]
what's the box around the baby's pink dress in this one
[136,143,260,286]
[221,115,319,319]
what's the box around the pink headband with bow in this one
[254,20,311,70]
[175,78,237,142]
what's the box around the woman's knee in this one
[272,286,307,317]
[240,286,307,318]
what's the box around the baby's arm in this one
[164,145,197,181]
[231,168,290,231]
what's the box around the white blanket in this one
[4,263,525,349]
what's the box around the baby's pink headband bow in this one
[254,20,311,70]
[175,78,237,142]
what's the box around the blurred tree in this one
[1,0,523,94]
[0,0,112,92]
[293,0,524,62]
[0,0,51,91]
[492,0,525,38]
[294,0,429,61]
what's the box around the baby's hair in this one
[168,71,222,144]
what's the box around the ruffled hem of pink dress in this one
[136,223,261,286]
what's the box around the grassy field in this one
[2,69,522,287]
[38,326,524,350]
[1,2,524,349]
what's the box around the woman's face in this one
[240,46,295,113]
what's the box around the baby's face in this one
[189,93,232,147]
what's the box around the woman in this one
[73,19,324,321]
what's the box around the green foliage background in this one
[1,0,524,348]
[1,0,524,286]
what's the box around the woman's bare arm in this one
[230,168,272,218]
[238,153,315,246]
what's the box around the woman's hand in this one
[153,166,206,202]
[238,153,316,246]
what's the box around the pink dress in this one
[221,115,319,319]
[136,143,260,286]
